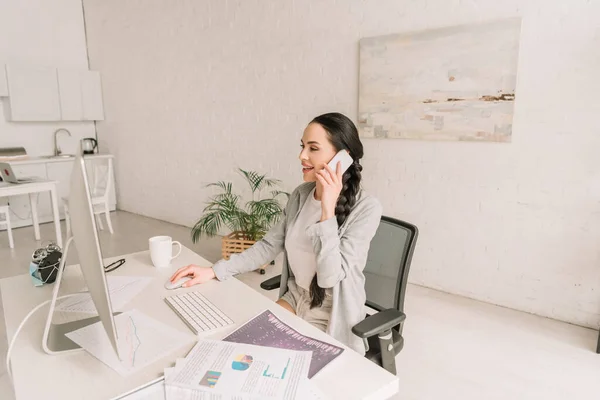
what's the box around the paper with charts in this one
[163,339,321,400]
[55,276,153,313]
[161,380,327,400]
[118,377,328,400]
[65,309,195,376]
[222,309,344,378]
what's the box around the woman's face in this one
[299,122,338,182]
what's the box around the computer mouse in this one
[164,276,192,290]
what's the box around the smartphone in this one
[326,150,354,175]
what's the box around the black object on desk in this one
[104,258,125,273]
[37,251,62,284]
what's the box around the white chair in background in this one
[64,158,114,236]
[0,205,14,248]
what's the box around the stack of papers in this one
[222,310,344,378]
[162,339,327,400]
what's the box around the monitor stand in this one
[41,237,121,354]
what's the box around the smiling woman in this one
[170,112,382,354]
[296,113,366,308]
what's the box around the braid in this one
[334,161,362,226]
[309,161,362,309]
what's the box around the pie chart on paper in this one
[231,354,253,371]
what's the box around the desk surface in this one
[0,179,57,191]
[5,154,114,165]
[1,246,398,400]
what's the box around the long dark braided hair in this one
[308,113,364,309]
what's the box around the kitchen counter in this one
[4,153,114,165]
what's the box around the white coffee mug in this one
[149,236,182,268]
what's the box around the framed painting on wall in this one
[358,18,522,142]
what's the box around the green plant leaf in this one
[203,192,240,213]
[230,209,251,233]
[191,211,224,243]
[247,198,284,227]
[206,181,233,194]
[200,192,245,233]
[238,169,281,194]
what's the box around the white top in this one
[285,187,322,290]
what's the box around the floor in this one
[1,211,599,400]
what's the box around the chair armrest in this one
[352,309,406,339]
[260,274,281,290]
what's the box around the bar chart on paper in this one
[262,358,291,379]
[65,309,195,376]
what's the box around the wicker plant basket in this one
[221,231,269,274]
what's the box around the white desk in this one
[1,246,399,400]
[0,180,62,247]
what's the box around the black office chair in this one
[260,216,419,375]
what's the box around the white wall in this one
[83,0,600,329]
[0,0,95,156]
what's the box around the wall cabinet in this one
[58,69,104,121]
[81,70,104,120]
[57,69,83,121]
[3,65,61,121]
[2,65,105,122]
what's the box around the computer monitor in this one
[42,151,119,356]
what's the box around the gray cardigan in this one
[212,182,382,354]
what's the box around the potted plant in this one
[191,169,289,274]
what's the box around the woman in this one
[169,112,382,354]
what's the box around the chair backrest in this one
[363,216,418,314]
[88,159,113,201]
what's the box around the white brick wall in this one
[83,0,600,329]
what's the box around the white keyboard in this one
[164,291,234,335]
